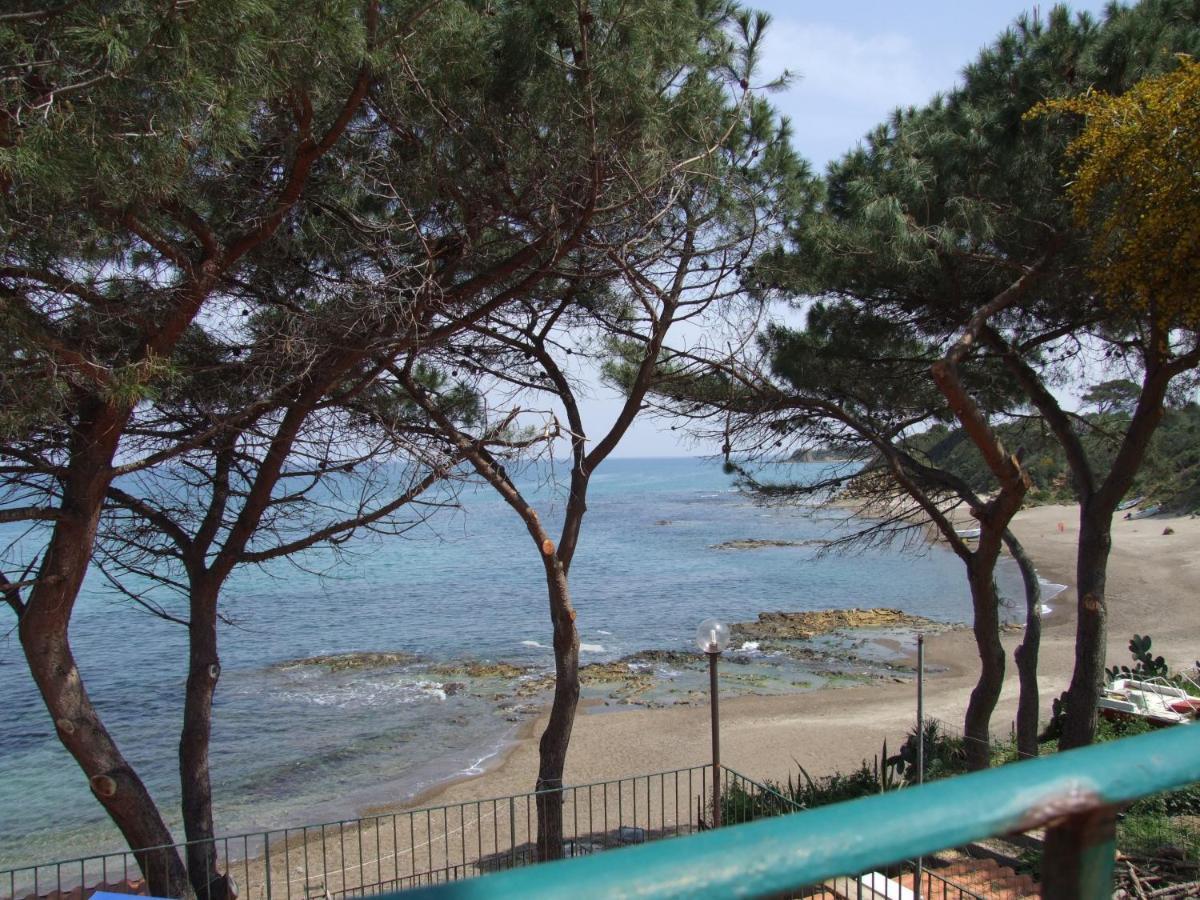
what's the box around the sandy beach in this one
[414,503,1200,807]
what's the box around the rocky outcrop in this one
[275,651,421,671]
[711,538,829,551]
[731,608,938,641]
[430,660,531,680]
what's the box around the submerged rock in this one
[274,650,421,672]
[711,538,824,551]
[430,660,532,680]
[731,608,938,641]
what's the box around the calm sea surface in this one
[0,457,1026,865]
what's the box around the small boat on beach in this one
[1098,677,1200,727]
[955,527,981,540]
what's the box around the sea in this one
[0,457,1034,867]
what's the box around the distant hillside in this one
[904,403,1200,514]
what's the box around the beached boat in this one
[954,527,981,540]
[1098,677,1200,726]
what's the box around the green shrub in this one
[888,719,969,782]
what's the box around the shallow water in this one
[0,458,1027,865]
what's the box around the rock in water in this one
[711,538,829,551]
[730,608,938,641]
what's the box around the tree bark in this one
[1004,530,1041,759]
[19,410,189,897]
[180,580,233,900]
[534,566,580,862]
[21,612,191,897]
[963,560,1005,771]
[1059,500,1112,750]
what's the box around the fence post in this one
[264,832,272,900]
[1042,806,1118,899]
[508,797,517,870]
[915,633,924,900]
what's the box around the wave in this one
[520,640,549,649]
[275,678,448,710]
[579,643,605,653]
[457,746,503,777]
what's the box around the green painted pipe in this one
[396,725,1200,899]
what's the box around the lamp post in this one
[696,618,730,827]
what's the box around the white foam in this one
[596,630,612,636]
[458,747,502,776]
[521,640,548,649]
[579,643,605,653]
[734,641,760,653]
[278,678,446,709]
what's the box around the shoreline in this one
[10,501,1194,893]
[8,502,1195,875]
[397,503,1199,813]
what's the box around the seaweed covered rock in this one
[731,608,937,641]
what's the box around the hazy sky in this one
[585,0,1113,458]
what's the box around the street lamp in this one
[696,618,730,827]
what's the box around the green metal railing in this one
[392,725,1200,899]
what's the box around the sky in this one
[582,0,1114,458]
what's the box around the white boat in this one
[1098,677,1200,726]
[955,527,981,540]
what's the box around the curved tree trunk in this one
[534,565,580,862]
[19,412,190,898]
[180,582,234,900]
[963,561,1005,771]
[1059,501,1112,750]
[21,619,191,897]
[1004,530,1041,758]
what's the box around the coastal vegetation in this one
[646,0,1198,746]
[387,2,801,862]
[1,0,800,884]
[637,3,1198,887]
[2,0,1197,892]
[904,398,1200,512]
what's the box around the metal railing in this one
[720,768,803,824]
[3,765,713,900]
[388,725,1200,898]
[8,726,1198,898]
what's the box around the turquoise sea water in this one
[0,457,1026,866]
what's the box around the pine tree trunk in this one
[963,562,1005,771]
[180,583,232,900]
[1059,502,1112,750]
[19,413,190,898]
[535,570,580,862]
[1005,531,1041,758]
[21,614,191,897]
